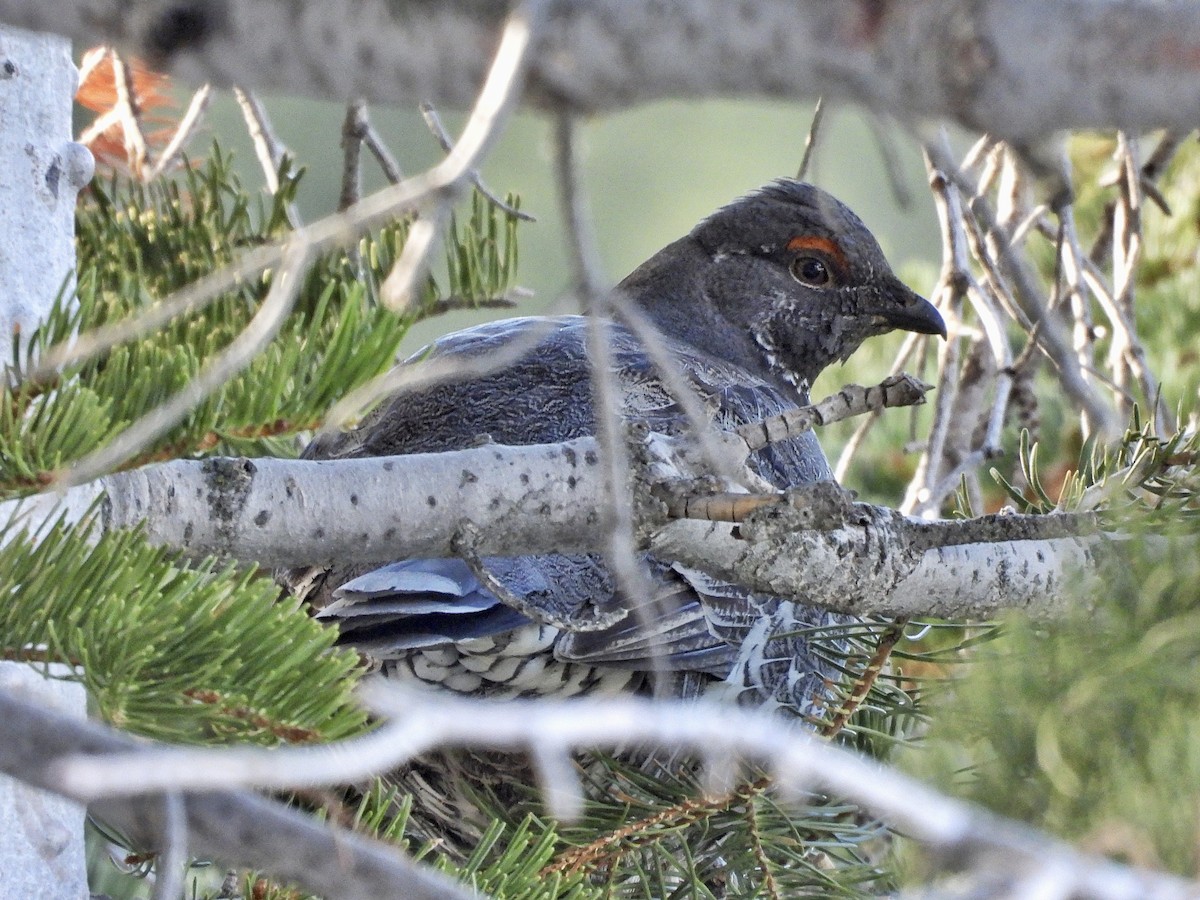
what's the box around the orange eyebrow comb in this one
[786,235,848,273]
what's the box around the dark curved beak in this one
[878,282,947,339]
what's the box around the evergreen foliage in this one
[0,146,521,490]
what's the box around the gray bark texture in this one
[0,1,1196,141]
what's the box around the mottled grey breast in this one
[286,315,844,709]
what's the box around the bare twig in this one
[796,97,825,181]
[377,7,541,312]
[30,240,283,380]
[146,84,212,181]
[340,99,407,213]
[420,101,534,221]
[339,99,366,212]
[866,111,913,208]
[233,86,301,228]
[361,116,404,184]
[1090,131,1184,264]
[452,522,625,631]
[903,147,975,516]
[109,49,151,178]
[149,792,186,900]
[553,109,659,652]
[925,138,1122,440]
[412,293,522,322]
[232,87,286,194]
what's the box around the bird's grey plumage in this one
[279,179,944,844]
[290,315,840,681]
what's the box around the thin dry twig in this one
[339,99,367,212]
[1089,131,1184,264]
[411,293,522,322]
[146,84,212,181]
[902,149,972,515]
[340,99,406,212]
[149,792,187,900]
[796,97,825,181]
[453,521,625,631]
[420,101,534,221]
[926,138,1122,439]
[553,110,660,666]
[109,49,151,178]
[375,10,541,312]
[866,110,913,208]
[233,86,301,228]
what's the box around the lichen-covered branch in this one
[1,438,1118,621]
[650,502,1114,619]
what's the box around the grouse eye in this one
[790,255,831,287]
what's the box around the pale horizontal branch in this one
[650,503,1114,620]
[2,440,1118,620]
[0,1,1196,141]
[1,438,613,567]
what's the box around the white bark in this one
[0,687,474,900]
[0,664,86,900]
[5,439,610,565]
[0,26,91,900]
[0,27,91,377]
[0,1,1195,142]
[2,445,1114,620]
[651,510,1111,620]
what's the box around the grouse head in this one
[622,179,945,394]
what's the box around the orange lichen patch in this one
[786,235,848,273]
